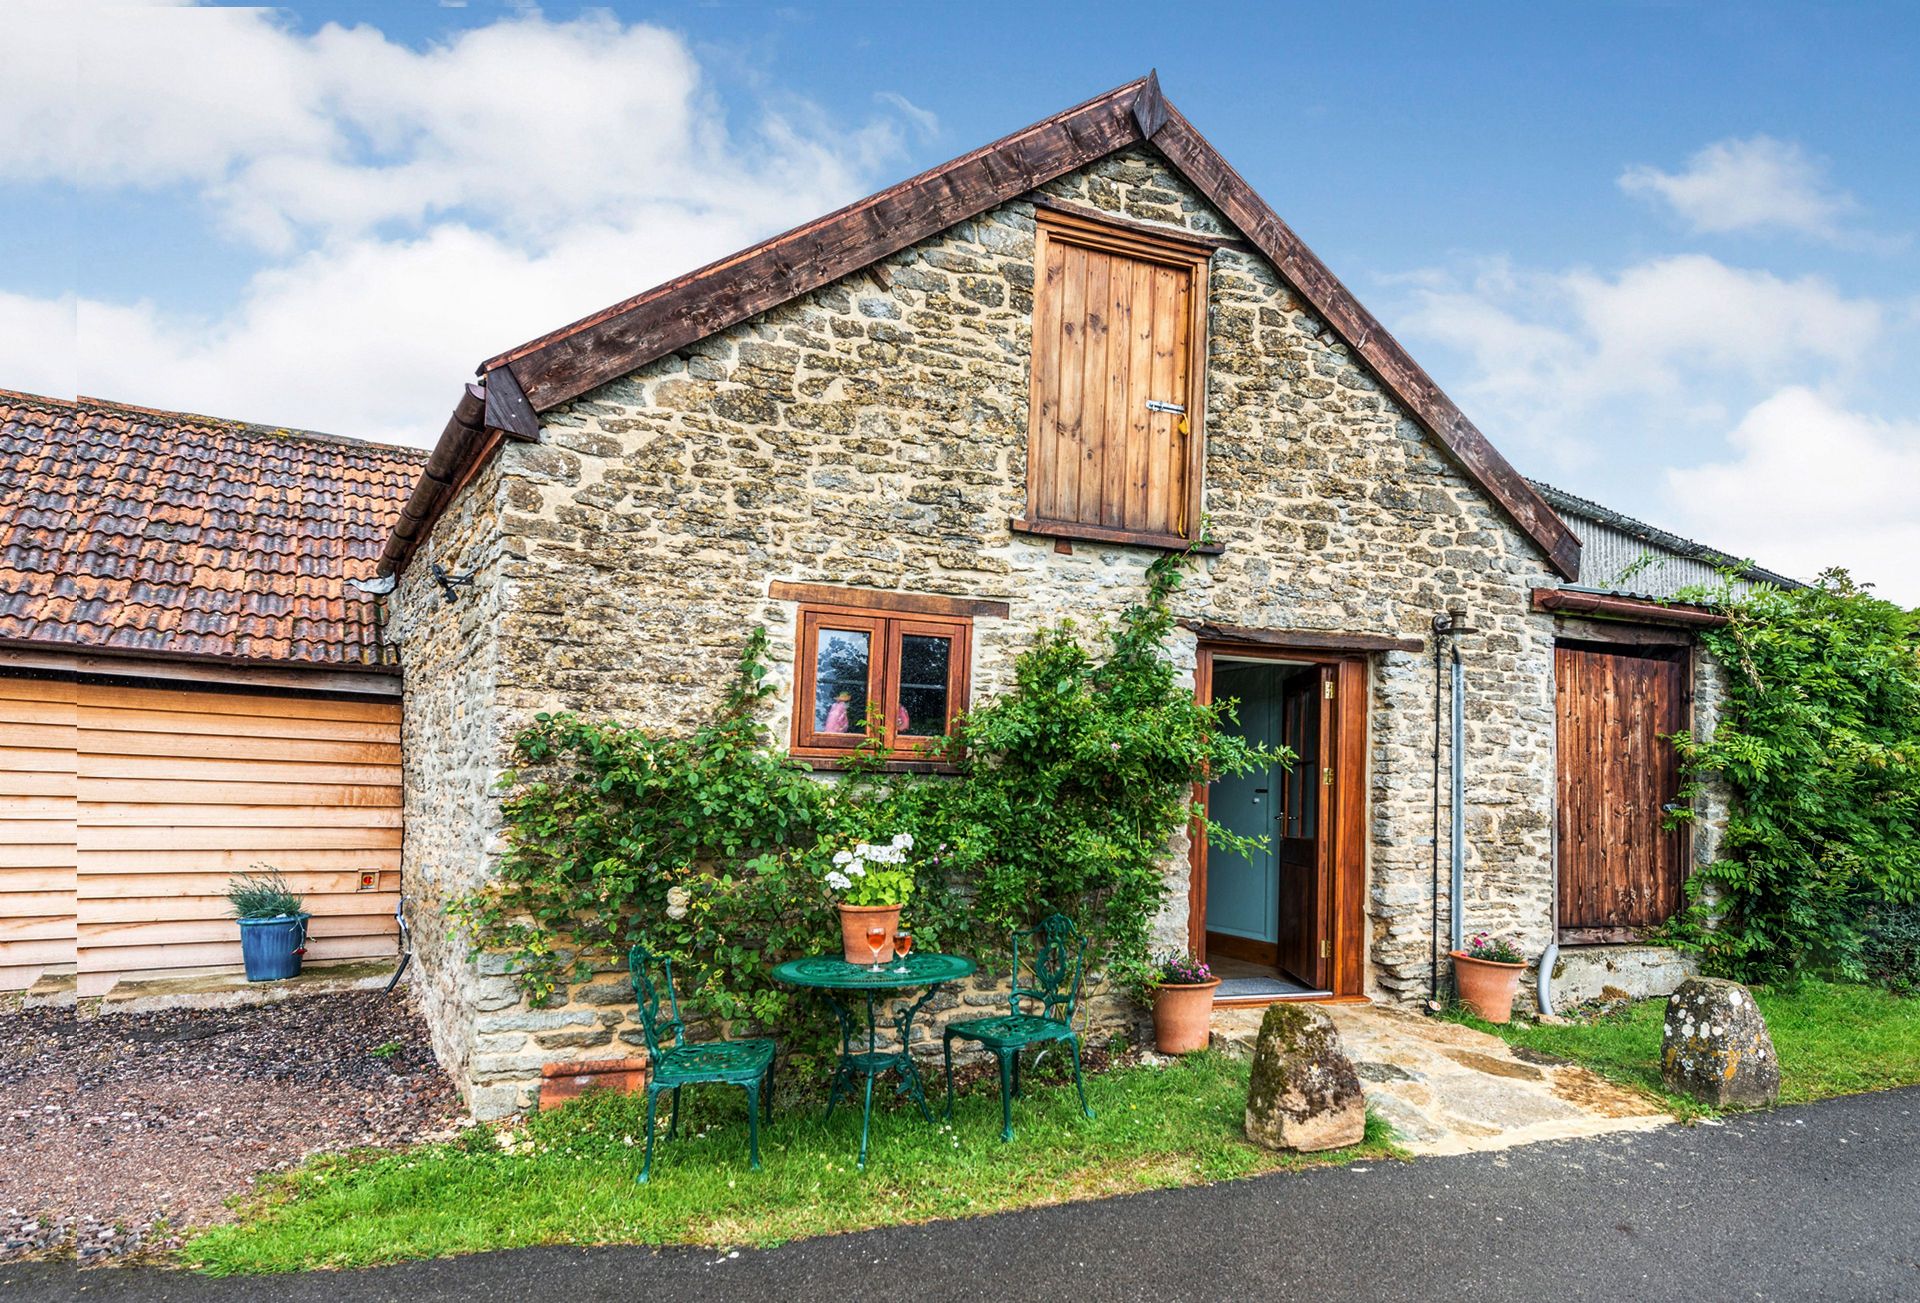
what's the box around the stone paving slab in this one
[1212,1002,1669,1155]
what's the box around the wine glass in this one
[892,929,914,973]
[865,923,889,972]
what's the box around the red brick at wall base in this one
[539,1057,649,1110]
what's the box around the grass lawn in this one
[186,1051,1398,1275]
[1459,979,1920,1121]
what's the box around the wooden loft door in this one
[1022,208,1211,548]
[1555,642,1690,942]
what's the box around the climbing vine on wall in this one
[1670,569,1920,986]
[453,547,1282,1033]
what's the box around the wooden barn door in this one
[1555,643,1689,941]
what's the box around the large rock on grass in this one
[1660,977,1780,1108]
[1244,1003,1367,1152]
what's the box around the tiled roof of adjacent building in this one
[0,389,427,669]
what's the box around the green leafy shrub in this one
[454,547,1282,1041]
[1670,569,1920,986]
[1861,901,1920,994]
[227,866,304,920]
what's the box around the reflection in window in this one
[897,633,952,736]
[813,628,871,734]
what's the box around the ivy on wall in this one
[1671,569,1920,987]
[453,548,1282,1034]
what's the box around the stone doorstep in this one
[93,959,398,1015]
[538,1056,650,1110]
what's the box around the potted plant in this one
[824,834,915,964]
[1452,931,1528,1023]
[228,866,309,982]
[1147,953,1220,1054]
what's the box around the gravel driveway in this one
[0,991,462,1263]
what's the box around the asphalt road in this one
[6,1088,1917,1303]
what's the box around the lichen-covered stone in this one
[1660,977,1780,1108]
[1244,1003,1366,1152]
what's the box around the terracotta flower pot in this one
[838,903,901,965]
[1152,979,1221,1054]
[1452,951,1527,1023]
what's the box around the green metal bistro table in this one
[770,951,977,1168]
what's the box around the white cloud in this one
[0,291,76,399]
[2,6,910,252]
[1620,136,1881,245]
[1395,253,1883,465]
[1665,388,1920,605]
[0,5,926,443]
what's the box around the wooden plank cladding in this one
[0,677,76,991]
[1024,207,1210,543]
[0,674,402,994]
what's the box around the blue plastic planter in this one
[237,913,309,981]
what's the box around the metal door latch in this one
[1145,399,1186,414]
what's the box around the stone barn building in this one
[371,75,1779,1116]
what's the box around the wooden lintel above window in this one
[1011,517,1224,555]
[1024,194,1239,252]
[1531,588,1727,629]
[1180,620,1425,654]
[768,581,1009,620]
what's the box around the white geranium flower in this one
[833,850,854,866]
[846,863,866,877]
[893,832,914,850]
[826,871,852,891]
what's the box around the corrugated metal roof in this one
[1528,480,1801,600]
[0,390,426,668]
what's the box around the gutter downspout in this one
[1539,797,1561,1017]
[1450,644,1466,954]
[1429,618,1444,1008]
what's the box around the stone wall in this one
[393,147,1567,1116]
[387,457,526,1115]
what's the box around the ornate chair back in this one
[628,944,687,1060]
[1008,913,1085,1024]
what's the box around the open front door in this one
[1193,645,1366,1001]
[1275,666,1332,989]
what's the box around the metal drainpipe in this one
[1539,797,1561,1016]
[1429,617,1446,1008]
[1450,644,1466,954]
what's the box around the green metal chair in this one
[628,943,775,1183]
[941,913,1096,1141]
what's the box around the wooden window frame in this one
[1015,205,1213,552]
[790,602,972,763]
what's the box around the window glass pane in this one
[813,628,870,734]
[896,633,952,736]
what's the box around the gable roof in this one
[1530,479,1801,596]
[0,390,426,670]
[384,73,1579,580]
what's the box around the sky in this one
[4,1,1917,603]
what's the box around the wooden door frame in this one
[1190,640,1369,999]
[1552,635,1696,945]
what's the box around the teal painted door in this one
[1205,665,1282,960]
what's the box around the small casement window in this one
[792,605,971,760]
[1015,205,1214,549]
